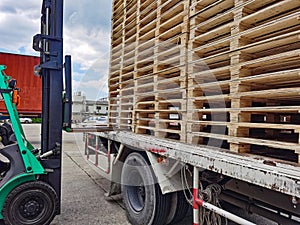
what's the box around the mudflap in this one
[105,181,121,198]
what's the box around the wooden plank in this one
[136,85,154,94]
[188,64,231,79]
[239,49,300,68]
[160,2,186,25]
[136,55,154,66]
[190,6,234,31]
[135,125,156,131]
[192,22,232,43]
[140,0,156,13]
[191,83,230,94]
[240,12,300,40]
[241,0,300,26]
[194,106,300,113]
[241,32,300,55]
[193,94,230,101]
[191,36,231,54]
[154,128,182,134]
[237,69,300,85]
[139,19,157,36]
[191,0,234,20]
[160,0,182,15]
[190,120,300,131]
[191,132,300,152]
[243,0,280,12]
[159,22,188,40]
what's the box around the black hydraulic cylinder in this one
[63,55,72,129]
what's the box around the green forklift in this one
[0,0,70,224]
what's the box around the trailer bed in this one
[96,130,300,198]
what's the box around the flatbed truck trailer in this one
[84,129,300,225]
[1,0,298,224]
[83,0,300,224]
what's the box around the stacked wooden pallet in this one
[108,0,123,127]
[109,0,190,141]
[187,0,300,162]
[109,0,300,163]
[135,0,190,142]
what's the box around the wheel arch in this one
[111,142,188,195]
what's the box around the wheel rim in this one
[9,189,54,224]
[126,171,146,212]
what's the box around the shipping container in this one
[0,52,41,116]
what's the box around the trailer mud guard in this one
[145,151,191,194]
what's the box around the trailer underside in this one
[95,130,300,198]
[83,130,300,224]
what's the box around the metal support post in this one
[193,166,256,225]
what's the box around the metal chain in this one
[180,166,228,225]
[181,165,194,206]
[199,184,228,225]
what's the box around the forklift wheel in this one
[2,181,58,225]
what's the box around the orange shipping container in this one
[0,52,42,115]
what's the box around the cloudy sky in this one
[0,0,112,100]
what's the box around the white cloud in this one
[73,58,109,100]
[64,27,110,71]
[0,0,112,100]
[0,1,41,55]
[63,0,112,72]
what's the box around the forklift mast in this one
[33,0,71,213]
[0,1,71,224]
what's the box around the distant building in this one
[72,91,86,123]
[95,98,109,115]
[72,92,108,122]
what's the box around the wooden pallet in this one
[134,65,188,142]
[186,0,300,163]
[109,0,300,163]
[136,0,189,139]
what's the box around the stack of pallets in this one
[109,0,300,163]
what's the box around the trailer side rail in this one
[95,130,300,198]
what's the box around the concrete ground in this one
[16,124,192,225]
[51,130,130,225]
[0,124,277,225]
[26,124,131,225]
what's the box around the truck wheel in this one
[121,152,171,225]
[2,181,58,225]
[166,191,190,224]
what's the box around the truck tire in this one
[2,181,58,225]
[121,152,171,225]
[166,191,190,224]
